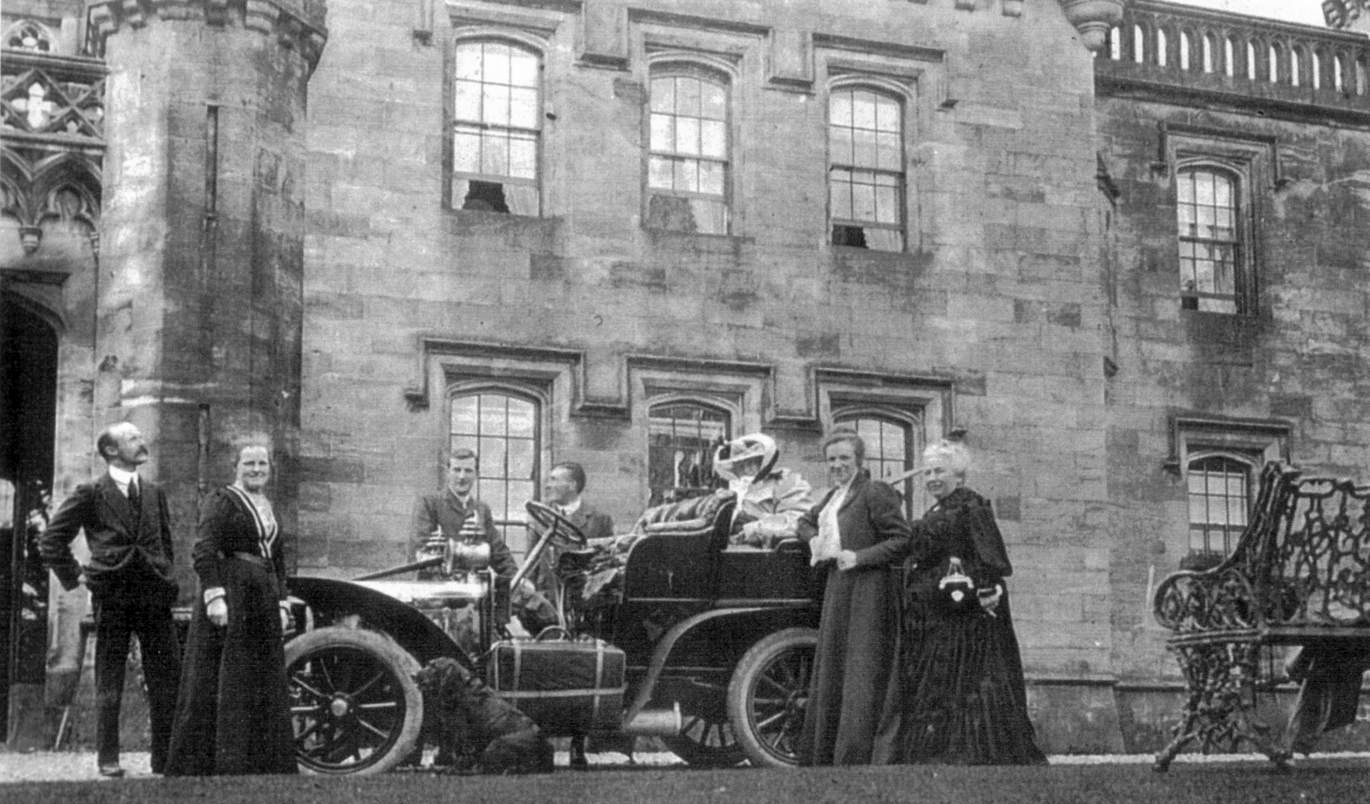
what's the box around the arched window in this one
[449,388,540,555]
[1157,29,1168,67]
[1247,41,1258,81]
[4,20,54,52]
[1179,31,1191,71]
[833,410,919,517]
[1133,25,1146,63]
[1176,165,1243,314]
[451,38,541,215]
[828,85,905,252]
[1224,36,1235,77]
[647,64,730,235]
[646,400,730,505]
[1186,453,1255,556]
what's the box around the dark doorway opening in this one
[0,294,58,733]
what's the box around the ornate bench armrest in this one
[1153,568,1258,633]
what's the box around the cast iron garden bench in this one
[1151,461,1370,770]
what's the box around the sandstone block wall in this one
[301,0,1111,686]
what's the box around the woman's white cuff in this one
[203,587,226,605]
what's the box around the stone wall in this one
[1097,97,1370,687]
[300,0,1117,746]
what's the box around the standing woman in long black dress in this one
[838,437,1046,765]
[165,436,298,775]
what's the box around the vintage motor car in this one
[281,495,822,774]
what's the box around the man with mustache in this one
[40,422,181,778]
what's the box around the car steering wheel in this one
[523,500,589,554]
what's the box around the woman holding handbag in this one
[836,435,1046,765]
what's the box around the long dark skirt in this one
[799,564,900,766]
[165,558,297,775]
[881,590,1046,765]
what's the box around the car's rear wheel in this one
[284,627,423,775]
[726,627,817,767]
[659,680,746,768]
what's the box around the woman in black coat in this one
[839,437,1045,765]
[165,437,297,775]
[797,429,910,765]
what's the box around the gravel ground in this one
[0,748,681,783]
[0,753,1368,804]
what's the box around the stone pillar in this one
[87,0,326,590]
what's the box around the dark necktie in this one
[128,479,141,515]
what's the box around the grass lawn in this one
[5,757,1369,803]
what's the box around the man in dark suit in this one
[544,461,614,542]
[40,422,182,777]
[541,461,615,768]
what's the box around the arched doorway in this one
[0,293,58,734]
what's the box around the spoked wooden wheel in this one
[284,627,422,775]
[726,627,817,767]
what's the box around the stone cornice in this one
[86,0,328,74]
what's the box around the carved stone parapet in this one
[1057,0,1124,52]
[86,0,328,73]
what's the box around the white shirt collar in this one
[559,497,582,516]
[108,465,138,492]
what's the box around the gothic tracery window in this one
[5,20,54,52]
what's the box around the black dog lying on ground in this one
[413,657,555,774]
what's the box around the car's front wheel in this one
[726,627,817,767]
[284,627,423,775]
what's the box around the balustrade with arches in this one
[1098,0,1370,115]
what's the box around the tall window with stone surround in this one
[828,86,904,252]
[646,65,730,234]
[451,39,541,215]
[1185,453,1254,558]
[646,400,730,505]
[1176,165,1243,314]
[449,389,540,556]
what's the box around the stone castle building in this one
[4,0,1370,754]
